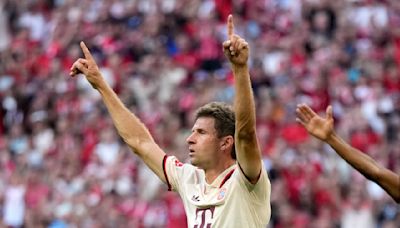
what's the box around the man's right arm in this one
[71,42,166,183]
[96,81,166,182]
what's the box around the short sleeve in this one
[163,155,195,192]
[235,164,271,201]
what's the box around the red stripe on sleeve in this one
[238,163,262,184]
[163,155,172,191]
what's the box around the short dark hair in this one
[195,102,236,159]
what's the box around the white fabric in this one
[3,185,26,226]
[164,156,271,228]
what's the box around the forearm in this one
[326,133,400,202]
[233,64,256,136]
[326,133,381,181]
[96,81,154,150]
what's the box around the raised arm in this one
[223,15,262,184]
[70,42,166,183]
[296,103,400,203]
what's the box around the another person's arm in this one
[70,42,166,182]
[296,104,400,203]
[223,15,262,184]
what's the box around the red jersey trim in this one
[219,168,236,188]
[238,162,262,184]
[163,155,172,191]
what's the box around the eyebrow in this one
[192,127,206,132]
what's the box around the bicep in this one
[235,131,263,184]
[131,141,167,184]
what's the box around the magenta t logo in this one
[193,207,215,228]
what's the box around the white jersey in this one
[163,155,271,228]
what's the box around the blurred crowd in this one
[0,0,399,227]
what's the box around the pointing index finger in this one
[80,41,94,61]
[227,14,234,39]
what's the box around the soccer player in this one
[70,15,271,227]
[295,103,400,203]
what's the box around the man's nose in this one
[186,133,195,144]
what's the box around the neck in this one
[204,160,235,184]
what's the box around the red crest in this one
[174,160,184,167]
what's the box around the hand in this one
[223,15,249,67]
[296,104,334,141]
[69,41,104,89]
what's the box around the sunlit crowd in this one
[0,0,399,227]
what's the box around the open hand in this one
[222,15,249,67]
[296,104,334,141]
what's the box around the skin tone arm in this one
[296,103,400,203]
[223,15,262,184]
[70,42,166,183]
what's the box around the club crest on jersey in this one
[174,160,183,167]
[217,188,226,200]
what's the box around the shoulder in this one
[165,156,203,179]
[165,156,195,170]
[233,164,271,194]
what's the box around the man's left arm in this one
[223,15,262,184]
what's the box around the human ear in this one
[221,136,234,150]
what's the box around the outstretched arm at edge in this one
[296,104,399,203]
[326,133,400,203]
